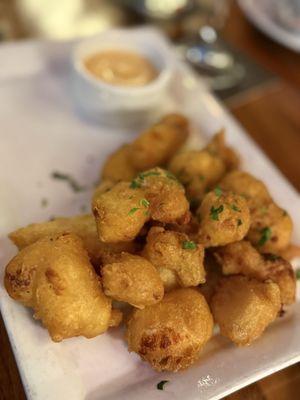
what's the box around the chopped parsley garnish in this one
[41,198,48,207]
[258,227,272,246]
[128,207,139,216]
[130,180,141,189]
[260,206,268,214]
[210,205,224,221]
[157,380,169,390]
[51,171,86,192]
[128,198,150,216]
[296,269,300,280]
[214,187,222,197]
[182,240,197,250]
[140,198,150,208]
[199,175,205,182]
[166,171,178,181]
[231,204,241,212]
[237,219,242,226]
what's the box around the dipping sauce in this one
[84,50,158,87]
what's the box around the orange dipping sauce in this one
[84,50,158,87]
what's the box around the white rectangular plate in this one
[0,36,300,400]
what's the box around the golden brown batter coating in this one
[197,189,250,247]
[131,168,190,224]
[143,227,205,291]
[214,241,296,305]
[129,114,189,170]
[102,252,164,308]
[168,149,226,202]
[9,214,135,265]
[220,170,271,210]
[205,130,240,171]
[92,181,150,242]
[126,288,213,371]
[101,144,137,183]
[5,234,112,342]
[247,201,293,253]
[211,276,281,346]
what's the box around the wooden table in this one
[1,2,300,399]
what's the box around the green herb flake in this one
[210,205,224,221]
[296,269,300,280]
[214,187,222,197]
[166,171,178,181]
[258,227,272,246]
[182,240,197,250]
[129,180,141,189]
[51,171,86,192]
[260,206,268,214]
[231,204,241,212]
[237,219,243,226]
[144,210,150,217]
[140,198,150,208]
[41,198,48,207]
[128,207,139,216]
[157,380,169,391]
[199,175,205,182]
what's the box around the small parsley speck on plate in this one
[157,380,169,390]
[41,198,48,207]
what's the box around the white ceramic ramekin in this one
[71,27,175,127]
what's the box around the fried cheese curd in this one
[168,132,239,203]
[132,167,190,224]
[102,252,164,308]
[99,114,188,185]
[5,233,114,341]
[168,148,226,203]
[205,130,240,171]
[9,214,135,265]
[211,276,281,346]
[214,241,296,305]
[129,114,189,170]
[126,288,213,371]
[93,181,150,242]
[197,189,250,247]
[143,226,205,291]
[101,144,137,183]
[93,168,190,243]
[219,170,271,210]
[247,201,293,253]
[219,170,293,253]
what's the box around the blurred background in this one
[1,0,299,101]
[0,1,300,399]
